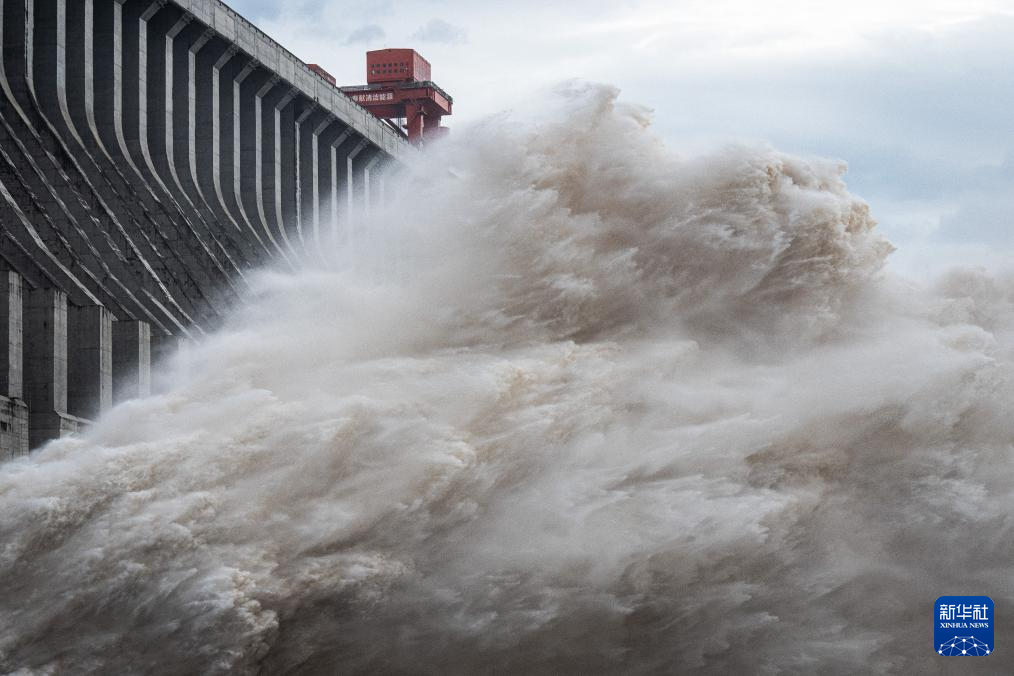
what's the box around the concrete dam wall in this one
[0,0,408,457]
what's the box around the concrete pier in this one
[0,0,406,452]
[0,268,23,402]
[112,319,151,403]
[23,287,76,449]
[0,268,27,458]
[68,304,113,421]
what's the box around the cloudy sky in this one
[228,0,1014,277]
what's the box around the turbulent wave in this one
[2,83,1012,675]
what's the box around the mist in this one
[1,83,1011,675]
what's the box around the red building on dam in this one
[339,48,454,145]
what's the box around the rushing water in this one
[2,83,1012,675]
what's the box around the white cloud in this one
[411,18,468,45]
[344,24,385,45]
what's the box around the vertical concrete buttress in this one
[295,107,327,250]
[321,128,352,248]
[256,77,298,255]
[346,138,370,222]
[214,52,276,257]
[280,95,309,247]
[65,0,97,152]
[238,67,287,255]
[193,37,250,253]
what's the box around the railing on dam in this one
[0,0,408,456]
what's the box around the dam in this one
[0,0,408,457]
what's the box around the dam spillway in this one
[0,0,408,457]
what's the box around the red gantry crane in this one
[333,49,453,146]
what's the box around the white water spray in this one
[2,83,1011,675]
